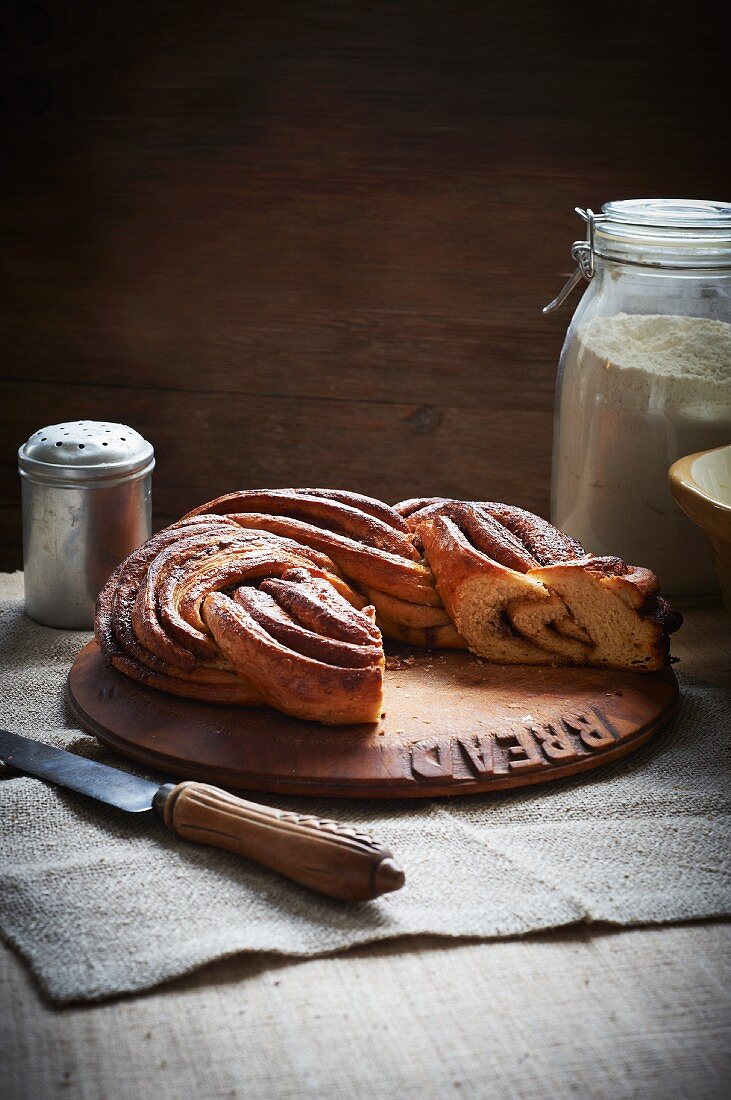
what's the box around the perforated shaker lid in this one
[18,421,155,485]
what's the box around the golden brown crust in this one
[224,512,439,605]
[477,502,585,565]
[416,501,539,572]
[397,497,584,565]
[360,586,458,629]
[203,575,384,725]
[374,617,467,649]
[187,489,418,559]
[95,516,380,721]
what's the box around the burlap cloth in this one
[1,572,729,1004]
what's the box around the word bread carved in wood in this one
[409,706,621,782]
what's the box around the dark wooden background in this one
[2,0,728,570]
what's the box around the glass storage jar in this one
[548,199,731,600]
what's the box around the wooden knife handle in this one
[154,781,405,901]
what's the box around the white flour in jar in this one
[552,313,731,597]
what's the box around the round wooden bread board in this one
[67,642,679,799]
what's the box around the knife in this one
[0,729,405,901]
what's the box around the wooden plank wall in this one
[2,0,728,570]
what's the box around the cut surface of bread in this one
[418,515,558,663]
[414,508,680,671]
[530,559,672,671]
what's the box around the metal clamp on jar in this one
[18,421,154,629]
[545,199,731,600]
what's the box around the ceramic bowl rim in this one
[669,444,731,516]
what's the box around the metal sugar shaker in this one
[18,421,154,629]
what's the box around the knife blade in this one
[0,728,160,812]
[0,729,404,901]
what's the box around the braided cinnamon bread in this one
[95,489,681,725]
[185,489,463,649]
[396,498,681,671]
[95,513,384,723]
